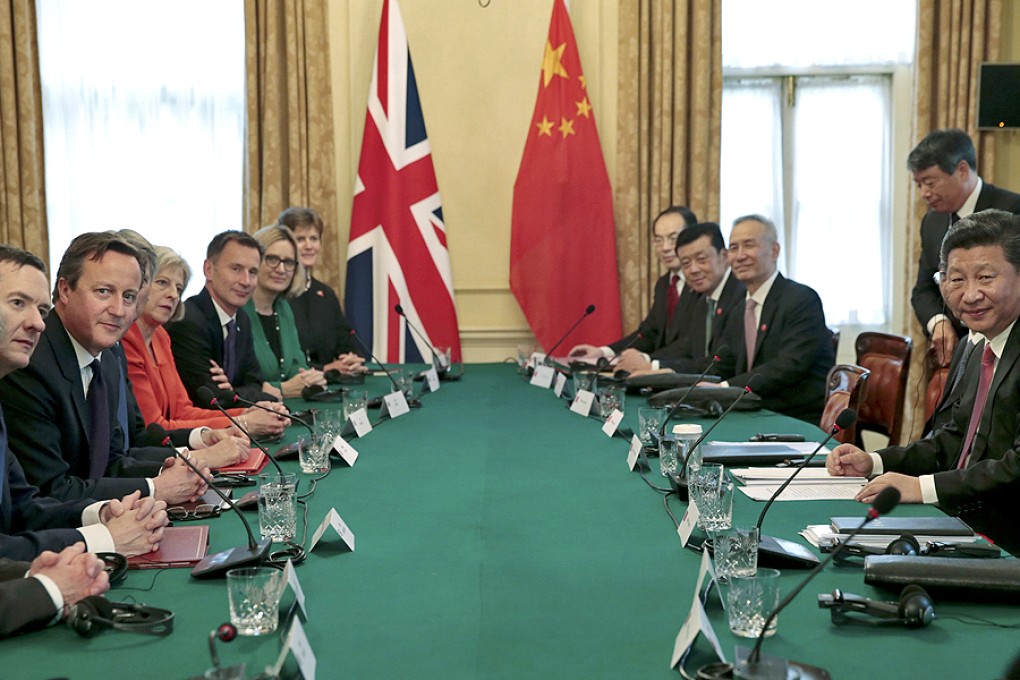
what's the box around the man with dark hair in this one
[909,128,1020,366]
[0,234,206,504]
[830,209,1020,555]
[707,215,834,423]
[616,222,745,373]
[569,205,698,359]
[166,230,284,405]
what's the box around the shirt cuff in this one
[32,574,64,622]
[919,475,939,504]
[926,313,949,336]
[718,381,729,388]
[78,524,116,554]
[146,478,155,495]
[651,359,660,370]
[868,453,884,476]
[598,346,614,358]
[81,501,105,527]
[189,427,210,450]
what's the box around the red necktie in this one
[666,274,680,323]
[957,344,995,469]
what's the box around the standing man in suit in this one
[829,209,1020,555]
[568,206,698,359]
[909,128,1020,366]
[707,215,834,423]
[616,222,745,373]
[0,245,167,563]
[166,231,284,406]
[0,233,205,504]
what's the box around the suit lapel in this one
[973,324,1020,463]
[46,314,90,442]
[750,274,784,367]
[197,288,225,359]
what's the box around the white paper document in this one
[737,482,865,502]
[731,467,867,485]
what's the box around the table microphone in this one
[196,386,285,475]
[657,349,725,441]
[734,487,901,679]
[349,329,422,408]
[143,423,272,579]
[393,303,444,371]
[542,304,596,365]
[754,408,857,570]
[223,390,313,435]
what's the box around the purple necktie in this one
[744,299,758,370]
[223,320,238,383]
[87,358,110,479]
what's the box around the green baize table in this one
[4,363,1019,678]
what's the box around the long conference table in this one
[6,363,1020,678]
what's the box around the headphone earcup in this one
[68,596,115,638]
[886,533,920,556]
[898,585,936,628]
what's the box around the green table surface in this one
[5,363,1020,679]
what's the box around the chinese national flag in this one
[509,0,622,352]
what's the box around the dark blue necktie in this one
[223,320,238,383]
[87,358,111,479]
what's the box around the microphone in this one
[657,348,725,440]
[543,304,596,364]
[143,423,272,579]
[738,487,900,677]
[349,329,422,409]
[223,390,313,435]
[754,409,857,569]
[393,303,444,371]
[196,387,285,475]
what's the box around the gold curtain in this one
[901,0,1002,440]
[0,0,47,258]
[244,0,340,288]
[614,1,722,332]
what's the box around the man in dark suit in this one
[0,245,168,562]
[709,215,834,423]
[909,129,1020,366]
[568,206,698,360]
[166,231,283,406]
[0,234,205,504]
[615,222,745,374]
[830,209,1020,554]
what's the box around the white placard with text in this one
[677,500,700,548]
[283,559,307,618]
[627,435,642,471]
[381,391,410,419]
[272,617,317,680]
[553,372,567,397]
[530,365,555,389]
[601,409,624,437]
[425,366,441,392]
[332,435,359,467]
[347,408,373,438]
[310,508,356,552]
[570,389,595,417]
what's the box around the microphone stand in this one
[542,304,596,367]
[197,387,285,475]
[656,352,724,442]
[225,391,313,435]
[349,330,422,408]
[394,303,459,380]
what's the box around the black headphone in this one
[818,585,936,628]
[834,533,1001,560]
[95,552,128,586]
[67,596,174,637]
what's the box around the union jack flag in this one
[345,0,461,364]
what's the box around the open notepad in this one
[731,467,868,501]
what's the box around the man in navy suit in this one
[707,215,834,423]
[831,210,1020,555]
[909,129,1020,366]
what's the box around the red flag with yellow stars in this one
[509,0,622,352]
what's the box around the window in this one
[37,0,244,297]
[721,1,916,328]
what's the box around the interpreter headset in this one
[66,595,174,637]
[818,585,936,628]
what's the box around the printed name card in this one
[345,408,373,438]
[283,559,307,618]
[627,435,642,471]
[601,409,624,437]
[310,508,355,552]
[530,365,555,389]
[553,372,567,397]
[570,389,595,417]
[331,435,359,467]
[381,391,410,418]
[677,500,700,548]
[272,617,317,680]
[425,366,441,392]
[670,571,726,670]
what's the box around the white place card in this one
[528,352,546,368]
[601,409,624,437]
[670,587,727,669]
[570,389,595,417]
[381,390,410,418]
[347,408,373,438]
[677,500,701,548]
[309,508,356,552]
[332,435,359,467]
[530,365,555,388]
[287,617,317,680]
[283,559,307,618]
[553,372,567,397]
[627,435,642,471]
[425,366,441,392]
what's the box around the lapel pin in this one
[760,324,767,332]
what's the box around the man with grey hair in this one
[708,214,834,423]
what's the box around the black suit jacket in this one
[165,287,274,405]
[654,273,746,373]
[716,274,834,423]
[610,273,691,354]
[879,322,1020,555]
[923,336,980,437]
[0,559,58,637]
[0,314,160,502]
[911,182,1020,335]
[289,278,357,368]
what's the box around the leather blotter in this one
[128,525,209,570]
[832,516,973,536]
[864,555,1020,600]
[647,386,762,410]
[216,450,268,475]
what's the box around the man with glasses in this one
[166,231,282,405]
[909,129,1020,367]
[569,206,698,362]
